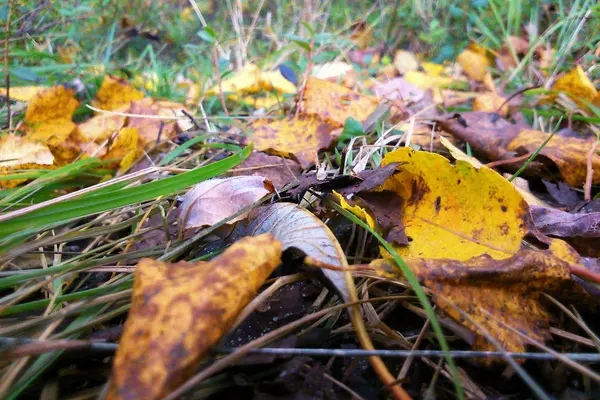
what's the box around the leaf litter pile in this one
[2,14,600,400]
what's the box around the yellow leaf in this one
[93,75,145,111]
[207,63,261,95]
[380,148,529,260]
[332,191,376,229]
[133,71,160,92]
[107,234,282,400]
[457,48,491,81]
[506,129,600,187]
[551,66,598,111]
[250,115,337,168]
[0,86,46,102]
[393,50,419,74]
[0,134,55,188]
[301,77,379,127]
[421,62,445,76]
[102,127,142,172]
[22,86,79,142]
[259,70,297,94]
[404,70,454,90]
[472,92,508,117]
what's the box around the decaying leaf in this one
[77,113,127,143]
[23,85,79,141]
[107,234,283,400]
[179,176,273,230]
[244,202,349,299]
[369,240,583,353]
[250,116,338,168]
[301,77,379,127]
[101,127,143,172]
[126,98,186,145]
[93,75,145,111]
[379,148,532,260]
[551,66,598,111]
[229,151,302,190]
[0,134,55,188]
[506,129,600,186]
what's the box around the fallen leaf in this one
[0,134,55,188]
[371,77,425,103]
[126,98,185,145]
[301,77,379,127]
[107,234,282,400]
[370,241,584,353]
[542,180,581,209]
[551,66,598,111]
[208,63,261,95]
[178,176,273,230]
[250,115,337,168]
[349,21,372,49]
[102,127,143,172]
[312,62,356,88]
[23,85,79,142]
[472,92,508,117]
[379,148,532,260]
[77,113,127,143]
[421,62,445,76]
[0,86,46,102]
[457,47,491,81]
[243,202,349,299]
[496,36,529,70]
[393,50,419,75]
[506,129,600,186]
[404,70,454,90]
[93,75,145,111]
[259,70,297,94]
[229,151,302,190]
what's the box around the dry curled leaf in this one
[179,176,273,230]
[506,129,600,187]
[244,202,349,300]
[301,77,379,127]
[107,234,282,400]
[250,115,337,168]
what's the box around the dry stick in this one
[162,296,406,400]
[584,139,597,201]
[4,0,13,129]
[212,45,229,118]
[485,153,531,168]
[569,264,600,285]
[398,316,431,381]
[294,37,315,118]
[304,256,374,272]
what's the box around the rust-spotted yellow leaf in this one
[251,115,337,168]
[473,92,508,117]
[507,129,600,187]
[457,48,491,81]
[551,66,598,111]
[301,77,379,127]
[370,244,583,353]
[93,75,144,111]
[102,127,143,172]
[0,134,55,188]
[107,234,282,400]
[380,148,531,261]
[22,86,79,142]
[0,86,46,102]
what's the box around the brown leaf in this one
[506,129,600,186]
[229,151,302,190]
[301,77,380,127]
[244,202,349,299]
[107,234,282,400]
[250,115,337,168]
[542,180,581,209]
[370,240,583,353]
[178,176,273,230]
[126,98,186,145]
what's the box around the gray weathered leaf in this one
[246,202,349,300]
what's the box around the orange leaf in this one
[93,75,144,111]
[102,127,143,172]
[250,115,337,168]
[301,77,379,127]
[107,234,282,400]
[23,86,79,142]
